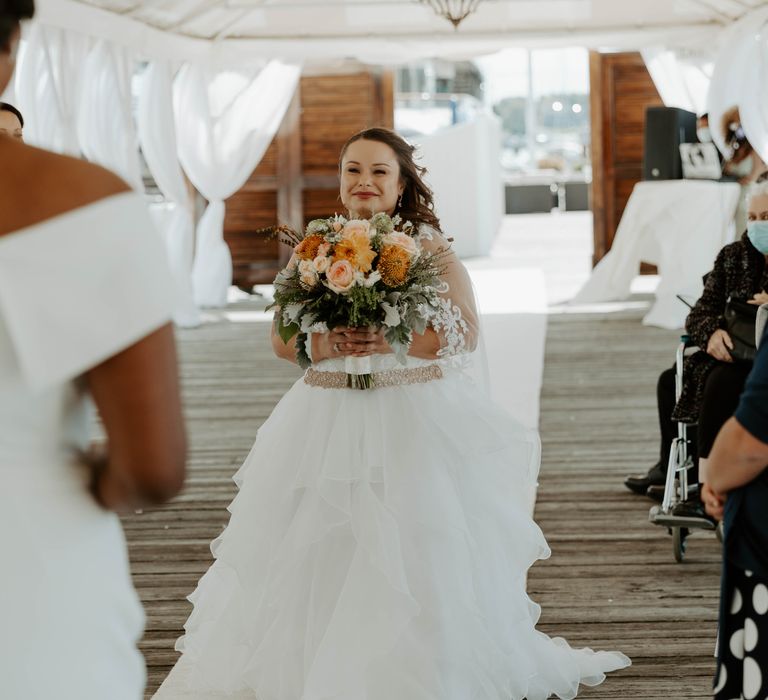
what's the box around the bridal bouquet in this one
[269,212,448,389]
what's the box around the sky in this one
[474,47,590,105]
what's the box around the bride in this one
[157,127,630,699]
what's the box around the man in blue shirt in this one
[704,327,768,699]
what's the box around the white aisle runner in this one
[468,266,547,430]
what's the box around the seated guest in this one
[697,112,713,145]
[722,107,765,184]
[703,324,768,699]
[0,101,23,141]
[626,176,768,518]
[694,112,724,170]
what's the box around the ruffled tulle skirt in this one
[162,366,629,699]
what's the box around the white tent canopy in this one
[9,0,768,314]
[34,0,767,64]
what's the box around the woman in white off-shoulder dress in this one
[157,128,630,699]
[0,6,186,698]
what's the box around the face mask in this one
[697,127,712,143]
[731,155,754,178]
[747,221,768,254]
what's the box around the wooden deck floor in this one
[530,304,720,699]
[128,297,721,699]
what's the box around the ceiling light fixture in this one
[419,0,484,29]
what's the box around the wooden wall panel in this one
[252,139,278,178]
[301,72,391,176]
[589,52,663,267]
[614,177,638,231]
[224,189,279,287]
[303,188,343,223]
[224,190,278,231]
[223,138,280,288]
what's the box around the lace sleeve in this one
[419,227,479,357]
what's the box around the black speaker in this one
[643,106,698,180]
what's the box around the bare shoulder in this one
[0,140,131,236]
[25,144,130,209]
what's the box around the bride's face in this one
[340,139,404,219]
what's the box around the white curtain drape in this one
[14,26,141,180]
[14,24,88,154]
[174,60,300,307]
[137,60,200,328]
[641,48,712,116]
[77,39,142,188]
[737,22,768,166]
[706,6,768,162]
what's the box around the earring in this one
[397,193,403,208]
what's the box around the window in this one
[476,47,590,176]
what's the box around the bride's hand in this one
[327,327,392,358]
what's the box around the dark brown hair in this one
[0,1,34,48]
[339,127,442,233]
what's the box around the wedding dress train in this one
[155,350,629,700]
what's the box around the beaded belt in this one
[304,364,443,389]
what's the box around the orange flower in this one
[295,234,325,261]
[378,245,411,287]
[333,231,376,272]
[333,240,357,265]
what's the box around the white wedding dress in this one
[0,193,174,699]
[156,231,629,700]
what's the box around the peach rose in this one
[332,221,343,233]
[342,219,371,239]
[313,254,331,274]
[298,259,318,288]
[383,231,418,256]
[326,259,355,293]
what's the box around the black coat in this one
[671,233,768,423]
